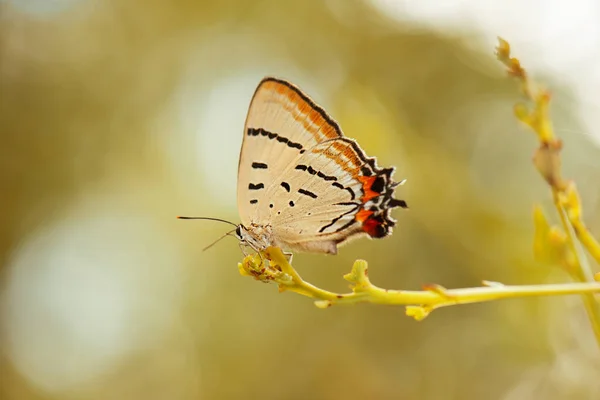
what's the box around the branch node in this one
[422,284,453,299]
[406,305,433,321]
[344,259,371,290]
[533,141,564,188]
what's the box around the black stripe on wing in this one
[247,128,305,153]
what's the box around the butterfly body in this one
[234,77,407,255]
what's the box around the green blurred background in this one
[1,1,600,399]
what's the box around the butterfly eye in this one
[235,225,242,239]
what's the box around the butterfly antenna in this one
[201,229,238,252]
[176,216,238,228]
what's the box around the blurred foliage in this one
[497,37,600,344]
[1,1,600,400]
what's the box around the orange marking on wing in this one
[300,102,338,140]
[312,150,357,174]
[311,142,360,174]
[358,176,379,202]
[329,141,363,172]
[330,141,347,153]
[355,208,373,223]
[341,146,362,168]
[322,141,363,173]
[264,80,339,142]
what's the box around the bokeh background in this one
[2,1,600,399]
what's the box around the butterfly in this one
[231,77,408,255]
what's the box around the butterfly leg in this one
[238,242,250,257]
[283,251,293,264]
[239,242,269,271]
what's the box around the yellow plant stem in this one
[558,187,600,264]
[497,38,600,264]
[496,37,600,345]
[554,197,600,342]
[239,247,600,321]
[574,224,600,264]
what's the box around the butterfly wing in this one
[237,77,407,254]
[237,77,343,226]
[270,138,407,254]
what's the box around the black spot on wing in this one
[298,189,318,199]
[317,171,337,181]
[335,201,359,206]
[296,165,338,182]
[331,182,355,200]
[248,183,264,190]
[247,128,304,152]
[318,223,332,233]
[343,187,355,200]
[294,162,357,199]
[318,203,360,233]
[251,162,268,169]
[334,219,357,233]
[250,199,258,204]
[371,176,385,193]
[280,182,291,192]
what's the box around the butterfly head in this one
[235,223,273,253]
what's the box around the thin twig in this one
[496,37,600,345]
[238,247,600,321]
